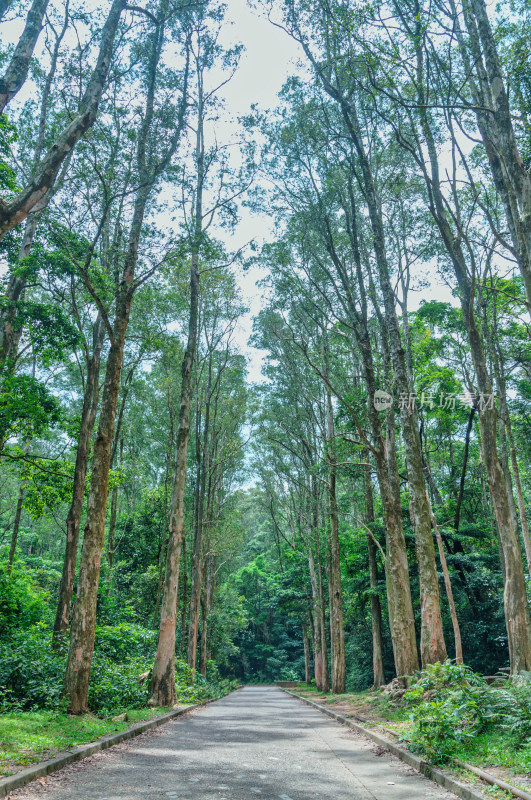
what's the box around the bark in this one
[150,245,199,706]
[308,545,327,690]
[313,474,330,692]
[53,316,104,644]
[0,216,38,377]
[181,51,206,677]
[153,404,176,626]
[7,484,25,572]
[0,0,50,113]
[107,485,118,572]
[0,0,126,241]
[63,306,132,712]
[430,508,464,664]
[187,381,207,671]
[510,442,531,576]
[302,618,312,683]
[328,470,344,692]
[199,590,208,677]
[324,375,345,693]
[0,3,70,376]
[187,538,203,671]
[343,203,418,677]
[322,177,419,678]
[199,556,214,677]
[454,407,476,532]
[487,305,531,574]
[179,536,188,655]
[364,462,386,687]
[105,367,136,583]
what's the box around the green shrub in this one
[0,560,48,640]
[88,656,151,713]
[403,662,493,764]
[0,626,64,711]
[94,624,157,662]
[0,623,236,714]
[490,673,531,744]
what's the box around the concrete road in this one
[13,686,456,800]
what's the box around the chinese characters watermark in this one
[373,390,496,412]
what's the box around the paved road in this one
[14,687,456,800]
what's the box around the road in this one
[13,686,456,800]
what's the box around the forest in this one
[2,0,531,784]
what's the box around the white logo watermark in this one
[373,390,393,410]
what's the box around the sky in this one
[204,0,455,385]
[209,0,303,384]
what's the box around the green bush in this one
[0,623,236,714]
[94,624,157,662]
[0,626,64,711]
[174,658,238,703]
[88,656,151,713]
[403,662,493,764]
[490,673,531,744]
[0,559,49,640]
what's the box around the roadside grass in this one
[292,682,409,723]
[0,707,174,777]
[292,682,531,800]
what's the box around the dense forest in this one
[2,0,531,758]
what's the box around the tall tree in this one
[64,1,190,711]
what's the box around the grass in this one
[0,706,176,777]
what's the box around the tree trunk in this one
[53,317,104,644]
[7,483,25,572]
[356,320,418,678]
[430,508,463,664]
[487,308,531,575]
[150,251,199,706]
[308,544,329,691]
[61,8,175,702]
[199,589,208,677]
[338,94,446,667]
[410,32,531,670]
[179,536,188,655]
[0,0,49,113]
[338,191,418,679]
[63,307,132,712]
[302,618,311,684]
[0,216,38,377]
[199,557,213,678]
[456,0,531,310]
[510,443,531,575]
[363,462,386,687]
[188,386,208,672]
[324,378,345,693]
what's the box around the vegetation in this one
[1,0,531,778]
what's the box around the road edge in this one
[0,691,236,799]
[281,688,490,800]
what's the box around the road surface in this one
[13,686,457,800]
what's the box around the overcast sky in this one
[208,0,455,384]
[211,0,303,383]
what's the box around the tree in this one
[63,0,190,711]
